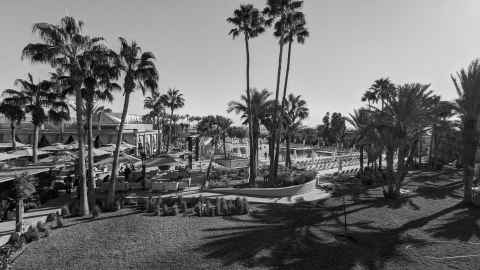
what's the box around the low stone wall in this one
[208,179,318,198]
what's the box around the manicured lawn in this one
[12,167,480,270]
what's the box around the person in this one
[124,165,131,181]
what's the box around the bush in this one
[60,205,70,217]
[24,226,40,243]
[8,232,25,249]
[180,201,188,213]
[36,221,49,237]
[226,200,234,215]
[154,203,162,216]
[92,205,101,218]
[194,202,203,217]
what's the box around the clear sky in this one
[0,0,479,126]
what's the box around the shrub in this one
[8,232,25,249]
[180,201,188,213]
[46,213,56,223]
[92,205,101,218]
[235,197,242,214]
[36,221,49,237]
[24,226,40,243]
[205,200,214,217]
[154,203,162,216]
[68,201,81,217]
[60,205,70,217]
[115,199,122,211]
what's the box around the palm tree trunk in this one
[167,109,174,152]
[244,34,256,186]
[204,147,215,190]
[15,198,23,233]
[157,117,162,155]
[274,40,293,177]
[86,103,95,207]
[59,119,65,143]
[223,135,227,160]
[285,134,291,168]
[108,92,131,207]
[385,147,395,197]
[32,124,39,163]
[75,85,89,216]
[10,121,16,149]
[269,41,285,182]
[463,118,478,204]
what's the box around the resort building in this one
[0,112,161,157]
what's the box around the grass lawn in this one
[12,167,480,270]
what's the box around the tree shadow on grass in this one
[426,204,480,241]
[197,205,429,270]
[61,209,141,229]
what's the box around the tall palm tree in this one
[347,108,372,173]
[452,59,480,204]
[197,115,221,189]
[274,11,308,173]
[216,116,233,160]
[228,89,271,185]
[144,92,165,155]
[49,69,71,143]
[80,48,120,198]
[22,16,104,216]
[159,88,184,152]
[108,38,159,207]
[0,102,25,149]
[227,4,266,185]
[3,74,54,163]
[282,93,308,168]
[377,83,437,198]
[264,0,304,181]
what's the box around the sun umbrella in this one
[94,153,141,167]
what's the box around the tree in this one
[347,108,372,173]
[197,115,221,189]
[14,173,35,233]
[80,47,120,201]
[49,69,71,143]
[228,89,271,185]
[264,0,304,181]
[227,126,248,139]
[330,112,346,148]
[376,83,437,198]
[283,93,309,168]
[227,4,266,186]
[159,88,184,152]
[0,102,25,149]
[22,16,105,216]
[216,116,233,160]
[144,92,165,154]
[3,74,55,163]
[93,105,112,131]
[452,59,480,204]
[274,10,308,178]
[108,37,159,207]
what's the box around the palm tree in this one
[275,11,308,173]
[93,105,112,131]
[197,115,222,189]
[108,38,159,207]
[228,89,271,185]
[452,59,480,204]
[3,74,54,163]
[144,92,165,155]
[14,173,35,233]
[49,69,71,143]
[22,16,105,216]
[159,88,184,152]
[264,0,304,181]
[216,116,233,160]
[283,93,308,168]
[80,46,120,198]
[227,4,266,186]
[0,102,25,149]
[377,83,437,198]
[347,108,372,173]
